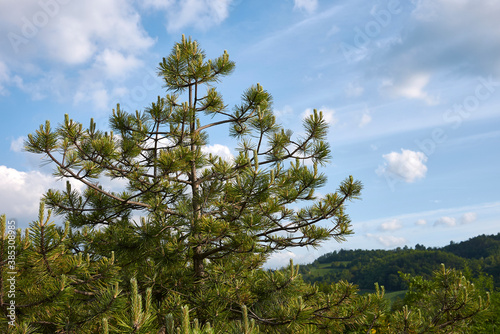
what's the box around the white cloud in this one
[376,149,428,183]
[415,219,427,226]
[274,105,294,118]
[157,0,232,32]
[10,136,25,152]
[0,0,154,64]
[381,73,438,105]
[202,144,234,161]
[460,212,477,224]
[44,1,154,65]
[0,165,120,227]
[73,84,109,111]
[359,110,372,128]
[411,0,440,21]
[0,61,9,95]
[294,0,318,14]
[302,106,337,125]
[0,0,155,108]
[48,17,96,65]
[265,251,296,269]
[93,49,143,79]
[9,69,67,101]
[358,202,500,229]
[366,233,407,247]
[434,216,456,227]
[0,61,23,96]
[345,81,364,97]
[141,0,175,10]
[379,219,402,231]
[0,166,55,224]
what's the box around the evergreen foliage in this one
[23,34,361,326]
[0,206,122,333]
[0,36,494,332]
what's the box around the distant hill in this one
[299,233,500,291]
[442,233,500,259]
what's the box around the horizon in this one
[1,0,499,269]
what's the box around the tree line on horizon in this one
[300,233,500,291]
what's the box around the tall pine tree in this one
[24,35,361,324]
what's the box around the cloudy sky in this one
[1,0,499,268]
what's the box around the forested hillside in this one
[299,233,500,291]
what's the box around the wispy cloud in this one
[249,5,341,54]
[373,0,500,80]
[415,219,427,226]
[0,61,9,95]
[366,233,407,247]
[356,202,500,229]
[345,81,364,98]
[460,212,477,225]
[379,219,403,231]
[293,0,318,14]
[358,110,372,127]
[157,0,233,32]
[434,216,456,227]
[380,73,438,105]
[434,213,477,228]
[10,136,25,153]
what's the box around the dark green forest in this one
[300,233,500,291]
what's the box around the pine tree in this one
[0,206,123,333]
[24,35,361,325]
[390,264,491,333]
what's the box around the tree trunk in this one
[189,83,204,280]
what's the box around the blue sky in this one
[0,0,499,268]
